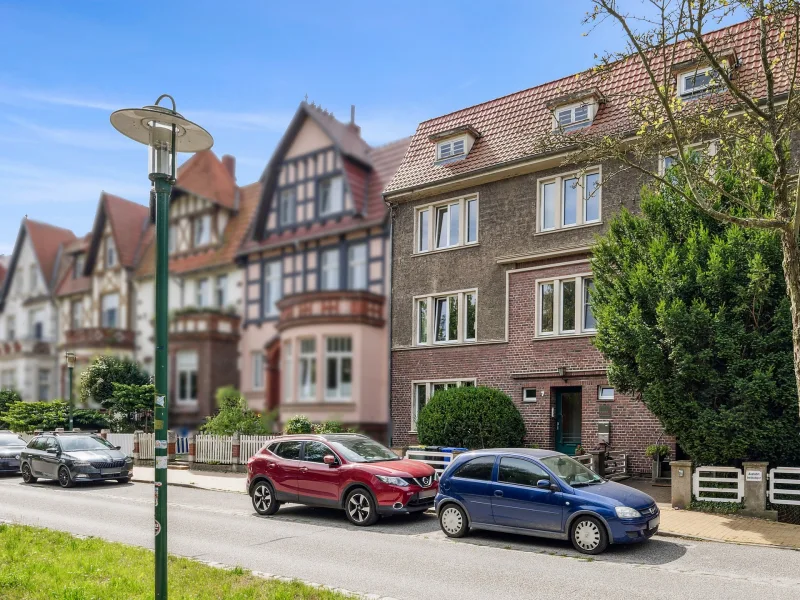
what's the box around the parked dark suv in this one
[0,431,27,474]
[20,432,132,487]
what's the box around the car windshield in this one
[58,436,116,452]
[328,437,399,463]
[540,455,604,486]
[0,434,25,447]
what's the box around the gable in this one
[285,117,334,159]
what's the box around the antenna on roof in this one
[304,93,308,103]
[350,105,356,125]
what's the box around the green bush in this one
[417,386,525,449]
[0,389,22,427]
[108,383,154,432]
[71,409,110,431]
[284,415,313,434]
[313,420,355,434]
[201,387,273,436]
[3,401,67,433]
[79,356,150,408]
[645,445,671,460]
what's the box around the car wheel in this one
[21,463,37,484]
[344,488,378,526]
[251,481,280,516]
[116,477,131,484]
[439,504,468,538]
[58,466,75,489]
[570,515,608,555]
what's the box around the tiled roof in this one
[174,150,238,210]
[25,219,77,290]
[103,193,150,269]
[385,18,775,194]
[303,102,372,165]
[135,181,261,278]
[0,262,6,291]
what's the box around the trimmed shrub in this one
[284,415,313,434]
[417,386,525,449]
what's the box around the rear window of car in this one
[273,441,302,460]
[452,456,495,481]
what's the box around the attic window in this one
[553,102,594,131]
[437,137,467,161]
[677,66,719,97]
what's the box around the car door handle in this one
[494,490,503,497]
[300,467,308,472]
[267,462,275,468]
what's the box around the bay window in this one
[196,278,209,308]
[415,195,478,254]
[263,260,282,317]
[101,293,119,328]
[538,168,601,232]
[536,275,596,337]
[321,248,340,290]
[319,176,344,215]
[283,341,293,402]
[325,337,352,400]
[347,243,367,290]
[252,351,265,391]
[176,351,198,405]
[298,339,316,401]
[415,290,477,346]
[194,214,211,247]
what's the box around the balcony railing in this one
[65,328,135,349]
[0,337,52,357]
[276,290,385,331]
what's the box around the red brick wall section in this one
[391,264,674,475]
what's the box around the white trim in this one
[537,166,602,233]
[677,65,719,97]
[413,288,478,346]
[413,193,479,255]
[534,273,596,338]
[436,136,468,161]
[410,378,477,432]
[658,140,719,176]
[496,246,591,264]
[551,100,599,131]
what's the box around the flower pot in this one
[652,458,662,480]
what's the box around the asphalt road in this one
[1,475,799,600]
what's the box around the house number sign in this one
[745,470,762,482]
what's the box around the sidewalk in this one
[133,467,800,550]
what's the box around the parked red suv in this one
[246,433,438,526]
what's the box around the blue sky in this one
[0,1,741,256]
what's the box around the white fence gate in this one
[239,435,276,464]
[692,465,744,503]
[107,433,135,457]
[176,437,190,455]
[769,467,800,506]
[138,433,155,460]
[196,434,234,464]
[405,449,455,475]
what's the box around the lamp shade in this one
[110,105,213,153]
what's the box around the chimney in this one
[222,155,236,180]
[349,104,361,135]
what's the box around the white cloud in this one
[0,86,121,111]
[5,116,134,151]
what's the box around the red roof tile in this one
[25,219,77,289]
[385,18,779,194]
[103,193,150,269]
[175,150,238,210]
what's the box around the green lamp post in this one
[65,351,76,431]
[110,96,212,600]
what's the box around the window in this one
[325,337,352,400]
[6,316,15,341]
[678,66,719,97]
[304,441,335,463]
[263,260,282,317]
[29,264,37,292]
[106,237,116,267]
[347,244,367,290]
[436,136,466,161]
[453,456,496,481]
[196,278,209,308]
[536,276,596,337]
[283,341,292,401]
[274,441,302,460]
[194,214,211,246]
[279,188,296,226]
[319,176,344,215]
[415,290,477,346]
[215,275,227,307]
[70,301,82,330]
[1,369,16,390]
[176,351,198,404]
[73,254,85,279]
[599,386,615,401]
[252,352,265,391]
[37,369,50,401]
[298,339,316,400]
[101,293,119,328]
[498,457,550,487]
[553,102,594,131]
[29,309,43,340]
[415,195,478,254]
[523,388,537,403]
[412,379,475,430]
[538,169,601,232]
[168,225,177,254]
[321,248,340,291]
[659,141,718,176]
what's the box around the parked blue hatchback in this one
[435,449,659,554]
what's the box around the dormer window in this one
[437,137,466,161]
[105,237,116,268]
[429,125,480,165]
[677,66,719,97]
[73,254,85,279]
[553,101,596,131]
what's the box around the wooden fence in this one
[239,435,276,464]
[196,434,234,464]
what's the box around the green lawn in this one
[0,524,350,600]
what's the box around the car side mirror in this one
[114,446,122,451]
[46,448,58,455]
[323,455,338,467]
[536,479,552,490]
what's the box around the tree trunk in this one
[780,229,800,416]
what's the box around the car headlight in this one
[71,460,91,467]
[376,475,408,487]
[615,506,642,519]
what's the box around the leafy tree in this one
[284,415,313,435]
[79,356,150,409]
[0,389,22,428]
[201,387,273,436]
[107,383,154,432]
[591,176,800,465]
[4,401,67,433]
[313,420,355,434]
[417,387,525,449]
[544,1,800,414]
[72,409,110,431]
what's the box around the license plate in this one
[419,489,437,499]
[648,516,660,529]
[101,469,121,476]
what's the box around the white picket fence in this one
[239,435,276,464]
[405,449,456,475]
[692,466,745,503]
[138,433,155,460]
[107,433,135,457]
[196,434,234,464]
[769,467,800,506]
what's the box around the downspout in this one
[385,203,394,447]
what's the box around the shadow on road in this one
[4,476,134,490]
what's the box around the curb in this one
[130,478,246,494]
[655,529,800,551]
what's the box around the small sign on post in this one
[746,470,763,482]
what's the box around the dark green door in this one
[555,388,582,455]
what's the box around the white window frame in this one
[215,274,227,307]
[414,289,477,346]
[347,243,367,290]
[321,248,340,291]
[523,388,538,403]
[6,316,15,341]
[194,214,211,247]
[552,101,596,131]
[599,386,615,401]
[297,338,317,401]
[37,369,50,401]
[659,140,718,176]
[537,167,602,233]
[251,351,265,391]
[29,264,37,292]
[263,260,282,317]
[324,336,353,401]
[279,188,296,226]
[283,341,293,402]
[535,274,596,338]
[196,278,209,308]
[101,293,119,328]
[176,350,198,405]
[436,136,467,161]
[319,175,344,216]
[414,194,478,255]
[168,224,177,254]
[105,237,116,268]
[70,300,82,330]
[410,378,476,432]
[677,65,720,97]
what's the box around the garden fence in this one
[692,466,745,503]
[238,435,277,464]
[195,434,234,464]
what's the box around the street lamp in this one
[110,95,212,600]
[65,351,76,431]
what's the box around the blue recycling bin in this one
[441,447,468,464]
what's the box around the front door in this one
[491,456,564,532]
[555,388,582,455]
[297,441,342,505]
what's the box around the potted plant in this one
[645,444,670,479]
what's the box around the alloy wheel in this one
[347,493,370,523]
[58,467,72,488]
[573,519,601,551]
[440,506,463,536]
[22,463,33,483]
[253,484,272,513]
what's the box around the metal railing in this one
[769,467,800,506]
